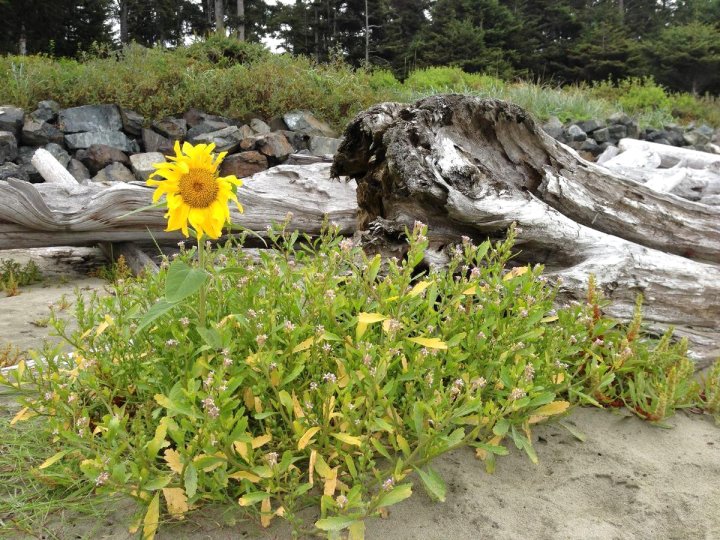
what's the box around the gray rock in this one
[592,127,610,144]
[576,119,604,134]
[596,145,619,165]
[0,106,25,136]
[31,100,61,123]
[58,104,123,133]
[580,138,601,155]
[152,118,187,140]
[0,162,29,182]
[21,118,64,146]
[0,131,18,163]
[192,125,246,153]
[121,109,144,137]
[283,110,337,137]
[219,151,268,178]
[607,124,628,140]
[654,138,671,146]
[67,158,91,182]
[142,128,173,154]
[256,132,294,162]
[541,117,563,140]
[250,118,271,135]
[566,124,587,142]
[607,112,633,126]
[308,136,342,156]
[626,121,639,140]
[186,120,231,142]
[280,130,309,151]
[76,144,130,174]
[16,146,41,182]
[44,143,71,168]
[683,130,711,147]
[129,152,165,181]
[65,130,133,152]
[92,162,136,183]
[696,124,714,138]
[269,116,289,132]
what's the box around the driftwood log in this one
[331,95,720,366]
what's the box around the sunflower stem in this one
[198,235,207,330]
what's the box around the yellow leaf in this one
[16,359,26,379]
[80,328,93,340]
[349,520,366,540]
[38,451,67,470]
[10,407,34,425]
[254,397,263,413]
[275,506,286,517]
[298,427,321,450]
[292,337,315,353]
[128,513,142,534]
[233,441,249,461]
[358,312,387,324]
[228,470,261,482]
[252,434,272,449]
[503,266,529,281]
[408,337,448,350]
[476,435,503,461]
[308,449,317,486]
[142,492,160,540]
[243,387,254,410]
[95,315,114,336]
[153,394,173,409]
[260,497,272,528]
[323,467,338,496]
[291,392,305,418]
[407,280,431,297]
[270,370,280,387]
[541,315,559,323]
[332,433,363,447]
[532,401,570,417]
[553,373,565,384]
[163,449,183,474]
[314,453,332,478]
[462,285,477,295]
[162,487,188,520]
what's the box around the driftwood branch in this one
[331,95,720,365]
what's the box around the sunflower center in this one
[178,169,219,208]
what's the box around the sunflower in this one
[147,141,243,240]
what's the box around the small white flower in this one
[256,334,267,346]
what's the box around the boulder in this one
[186,120,231,142]
[541,117,563,140]
[219,151,268,178]
[65,130,133,152]
[152,118,187,140]
[256,132,294,162]
[192,125,248,153]
[250,118,271,134]
[269,116,289,132]
[579,138,601,156]
[16,146,41,182]
[576,119,604,134]
[684,130,711,147]
[308,136,342,156]
[76,144,130,174]
[31,100,60,123]
[0,106,25,136]
[283,110,337,137]
[44,143,71,168]
[21,118,64,146]
[0,131,18,163]
[0,162,29,182]
[592,127,610,144]
[566,124,587,142]
[281,130,309,151]
[129,152,165,181]
[67,158,91,182]
[58,104,123,133]
[607,124,628,140]
[142,128,173,154]
[92,162,136,183]
[121,109,144,137]
[607,112,633,126]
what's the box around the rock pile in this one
[542,114,719,161]
[0,103,342,184]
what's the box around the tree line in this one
[1,0,719,94]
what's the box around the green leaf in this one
[136,299,176,333]
[493,418,510,436]
[415,466,446,502]
[197,327,223,349]
[281,362,305,386]
[144,475,172,490]
[315,516,360,532]
[184,463,198,499]
[376,483,412,508]
[559,421,587,442]
[238,491,271,506]
[165,260,207,303]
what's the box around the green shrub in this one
[3,221,715,538]
[0,258,42,296]
[184,33,271,67]
[404,66,505,94]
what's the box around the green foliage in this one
[0,259,42,296]
[2,223,716,538]
[404,67,505,93]
[185,34,271,68]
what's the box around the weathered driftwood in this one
[331,95,720,366]
[618,138,720,169]
[99,242,159,276]
[0,162,358,250]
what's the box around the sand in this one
[1,248,719,540]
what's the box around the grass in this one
[0,40,718,130]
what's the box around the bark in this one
[237,0,245,41]
[215,0,225,35]
[331,95,720,365]
[119,0,129,44]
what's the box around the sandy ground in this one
[1,248,719,540]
